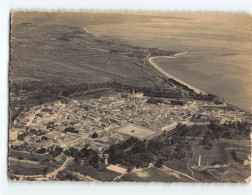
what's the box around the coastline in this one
[148,54,250,114]
[147,53,208,95]
[82,26,248,113]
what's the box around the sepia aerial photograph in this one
[8,12,251,182]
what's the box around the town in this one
[7,11,251,183]
[10,90,249,152]
[8,88,251,181]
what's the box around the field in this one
[8,150,61,177]
[162,138,251,183]
[117,123,156,140]
[67,162,121,181]
[9,150,54,162]
[9,12,180,110]
[10,12,173,92]
[9,159,49,176]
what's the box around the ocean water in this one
[153,53,251,111]
[86,13,251,111]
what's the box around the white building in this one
[129,89,144,100]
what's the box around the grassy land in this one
[162,138,251,183]
[9,150,54,162]
[8,150,61,176]
[9,159,49,175]
[10,12,175,109]
[67,161,120,181]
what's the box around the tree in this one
[17,133,27,141]
[18,156,23,160]
[36,148,46,154]
[202,131,213,149]
[56,170,79,181]
[91,132,98,139]
[89,154,100,168]
[127,165,134,172]
[42,167,49,176]
[49,146,63,157]
[155,159,163,168]
[64,127,79,134]
[64,147,78,157]
[62,90,70,97]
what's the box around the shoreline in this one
[83,27,205,95]
[82,27,248,113]
[148,54,250,114]
[148,53,208,95]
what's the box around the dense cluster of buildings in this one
[9,91,249,155]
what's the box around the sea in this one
[86,13,251,111]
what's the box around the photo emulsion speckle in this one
[8,12,251,182]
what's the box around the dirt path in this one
[46,157,72,178]
[8,157,40,165]
[163,165,200,182]
[13,157,72,181]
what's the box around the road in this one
[163,165,200,182]
[13,157,72,181]
[45,157,72,178]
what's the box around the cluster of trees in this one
[48,146,63,157]
[174,121,251,140]
[10,78,203,107]
[148,135,191,160]
[147,97,164,104]
[195,94,218,101]
[17,129,46,141]
[106,137,154,169]
[198,120,251,146]
[166,78,219,101]
[36,148,47,154]
[41,108,53,114]
[171,100,185,106]
[64,127,79,134]
[201,130,214,149]
[10,76,218,109]
[173,121,251,149]
[56,170,80,181]
[35,146,63,156]
[172,123,202,138]
[208,120,251,138]
[167,78,197,96]
[64,145,100,168]
[106,136,193,170]
[106,81,185,98]
[17,132,29,141]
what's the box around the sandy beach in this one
[148,53,207,95]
